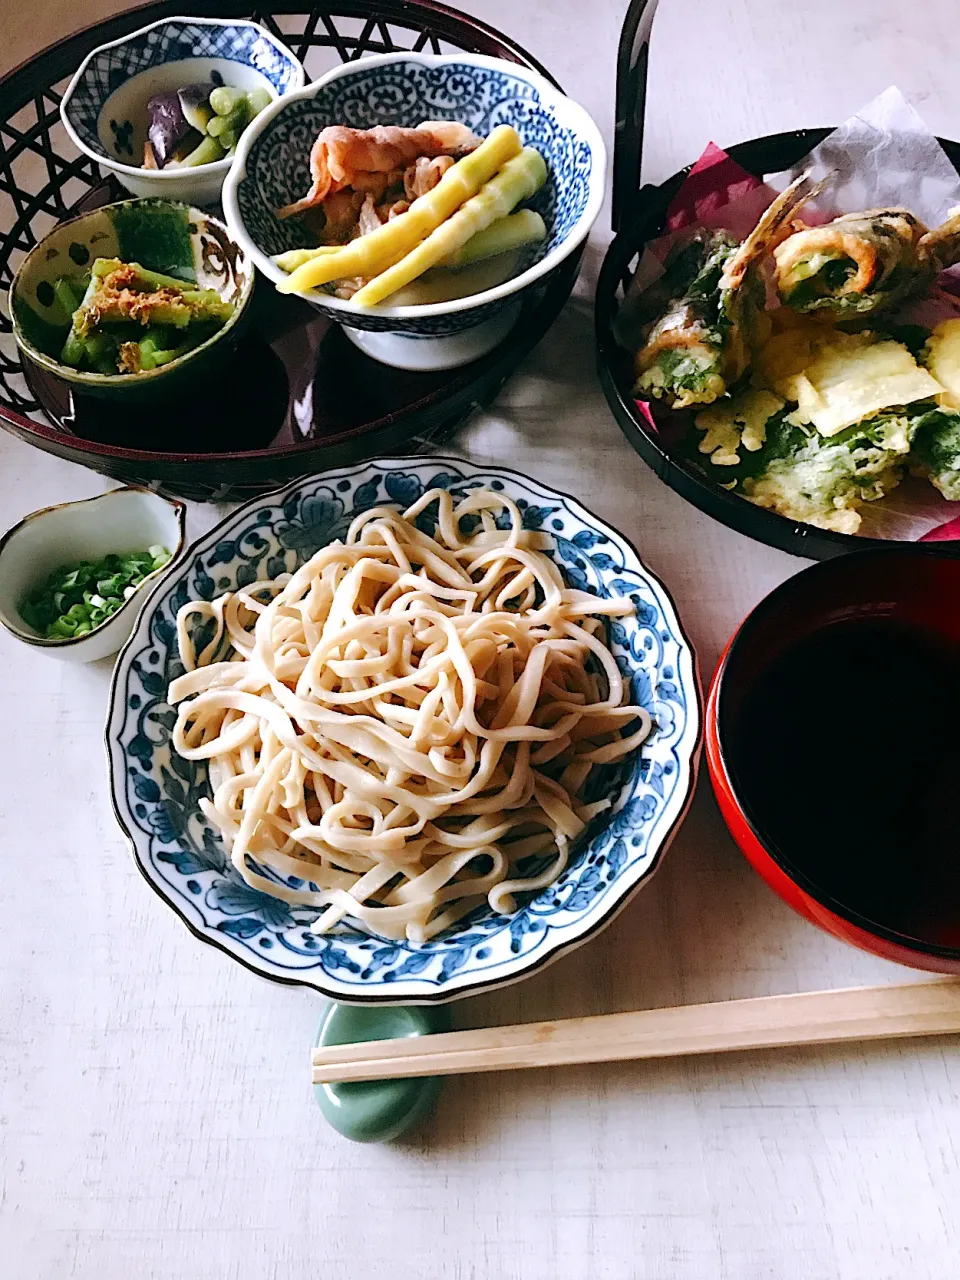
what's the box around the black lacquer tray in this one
[595,0,960,559]
[0,0,580,502]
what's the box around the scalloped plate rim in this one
[104,455,702,1004]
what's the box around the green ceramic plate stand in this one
[314,1002,451,1143]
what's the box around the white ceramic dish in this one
[60,16,306,207]
[222,53,606,370]
[0,488,185,663]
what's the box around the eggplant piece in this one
[178,83,215,133]
[167,134,226,169]
[167,128,204,165]
[146,91,192,168]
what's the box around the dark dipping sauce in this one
[727,616,960,948]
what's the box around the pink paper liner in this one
[920,515,960,541]
[664,142,763,231]
[633,399,657,432]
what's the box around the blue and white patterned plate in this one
[106,459,701,1004]
[60,17,306,206]
[222,54,606,337]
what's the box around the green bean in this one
[139,343,181,369]
[209,86,247,116]
[185,295,234,323]
[91,257,123,280]
[63,269,102,357]
[60,328,86,367]
[142,325,175,349]
[82,330,118,373]
[245,87,272,117]
[50,277,81,325]
[208,100,248,152]
[207,108,239,138]
[137,330,164,363]
[90,259,187,292]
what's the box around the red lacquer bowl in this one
[706,547,960,974]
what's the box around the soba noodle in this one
[168,488,651,943]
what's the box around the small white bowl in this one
[60,16,306,207]
[0,488,186,663]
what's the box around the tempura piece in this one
[774,209,929,316]
[917,204,960,272]
[277,121,479,218]
[633,231,740,409]
[737,408,914,535]
[910,407,960,499]
[758,329,943,437]
[694,389,786,466]
[774,204,960,318]
[921,317,960,408]
[634,172,820,409]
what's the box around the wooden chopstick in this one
[311,979,960,1083]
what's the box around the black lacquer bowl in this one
[595,0,960,560]
[0,0,580,502]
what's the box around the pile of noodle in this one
[168,488,651,943]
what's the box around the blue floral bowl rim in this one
[59,14,307,181]
[104,455,703,1003]
[221,52,607,321]
[10,199,256,391]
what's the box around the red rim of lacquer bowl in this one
[704,546,960,975]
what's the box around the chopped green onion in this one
[18,546,172,640]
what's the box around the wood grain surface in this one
[2,2,959,1278]
[308,982,960,1081]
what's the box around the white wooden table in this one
[3,2,960,1277]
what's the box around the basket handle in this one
[613,0,661,234]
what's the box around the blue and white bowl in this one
[60,16,306,207]
[106,457,701,1004]
[221,54,606,370]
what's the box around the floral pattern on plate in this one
[107,458,701,1003]
[229,56,600,336]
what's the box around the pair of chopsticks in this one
[311,979,960,1084]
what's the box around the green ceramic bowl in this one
[10,198,253,402]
